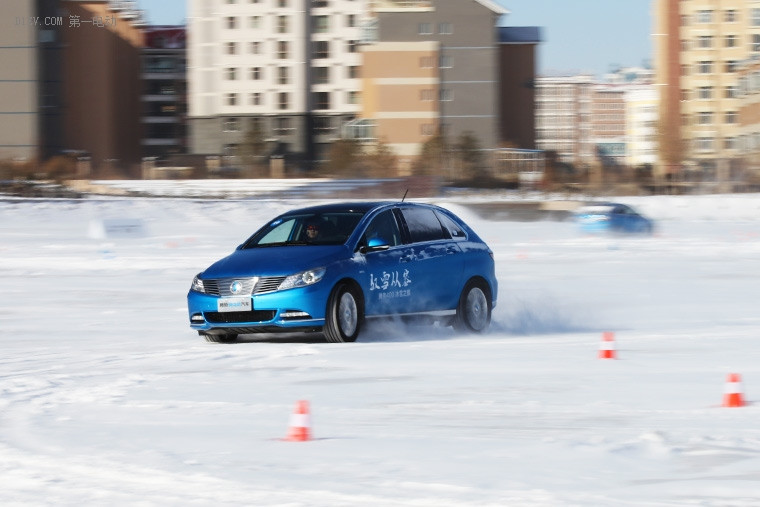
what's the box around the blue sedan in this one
[574,202,654,234]
[187,201,498,343]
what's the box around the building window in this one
[226,42,237,55]
[314,116,332,134]
[278,92,289,110]
[313,15,329,33]
[277,15,289,33]
[277,66,290,85]
[726,86,738,98]
[698,111,713,125]
[698,86,712,99]
[698,61,712,73]
[250,67,262,80]
[225,67,237,80]
[440,55,453,68]
[274,117,291,134]
[250,93,262,105]
[726,60,739,72]
[698,35,712,48]
[725,137,737,150]
[347,91,359,104]
[313,66,329,84]
[250,41,260,54]
[697,10,713,23]
[725,34,737,47]
[223,118,240,132]
[681,89,689,101]
[419,23,432,35]
[696,137,714,151]
[346,14,356,28]
[250,16,261,28]
[313,40,330,59]
[440,89,453,101]
[725,9,737,22]
[753,8,760,26]
[278,0,288,7]
[277,41,290,59]
[314,91,330,110]
[347,40,358,53]
[439,22,452,34]
[226,16,237,29]
[348,66,359,79]
[226,93,238,106]
[725,111,738,124]
[753,34,760,52]
[313,0,328,7]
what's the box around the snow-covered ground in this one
[2,191,760,506]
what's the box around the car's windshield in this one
[241,211,366,248]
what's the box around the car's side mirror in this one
[359,237,390,254]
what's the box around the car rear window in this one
[400,207,446,243]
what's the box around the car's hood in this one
[202,245,348,278]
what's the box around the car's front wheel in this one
[453,280,492,333]
[324,282,363,343]
[201,332,238,343]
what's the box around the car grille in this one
[202,276,287,296]
[204,310,276,324]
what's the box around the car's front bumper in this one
[187,283,329,334]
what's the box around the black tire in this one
[453,279,492,334]
[201,332,238,343]
[324,282,363,343]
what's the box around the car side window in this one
[400,207,446,243]
[435,211,466,240]
[361,210,401,247]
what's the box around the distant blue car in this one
[574,202,654,234]
[187,201,497,343]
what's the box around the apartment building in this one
[654,0,760,178]
[626,86,659,167]
[592,84,627,166]
[142,26,187,159]
[359,0,506,166]
[737,58,760,180]
[498,26,542,150]
[0,0,64,162]
[188,0,367,167]
[535,75,594,165]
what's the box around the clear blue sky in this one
[136,0,653,77]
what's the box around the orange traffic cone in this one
[598,331,616,359]
[285,400,312,441]
[722,373,746,407]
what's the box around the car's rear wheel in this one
[453,280,492,333]
[201,332,238,343]
[324,282,363,343]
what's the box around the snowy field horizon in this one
[2,189,760,505]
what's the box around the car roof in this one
[279,201,428,216]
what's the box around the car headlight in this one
[278,267,326,291]
[191,273,206,293]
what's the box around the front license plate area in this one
[218,298,252,313]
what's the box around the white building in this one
[625,86,658,167]
[188,0,368,166]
